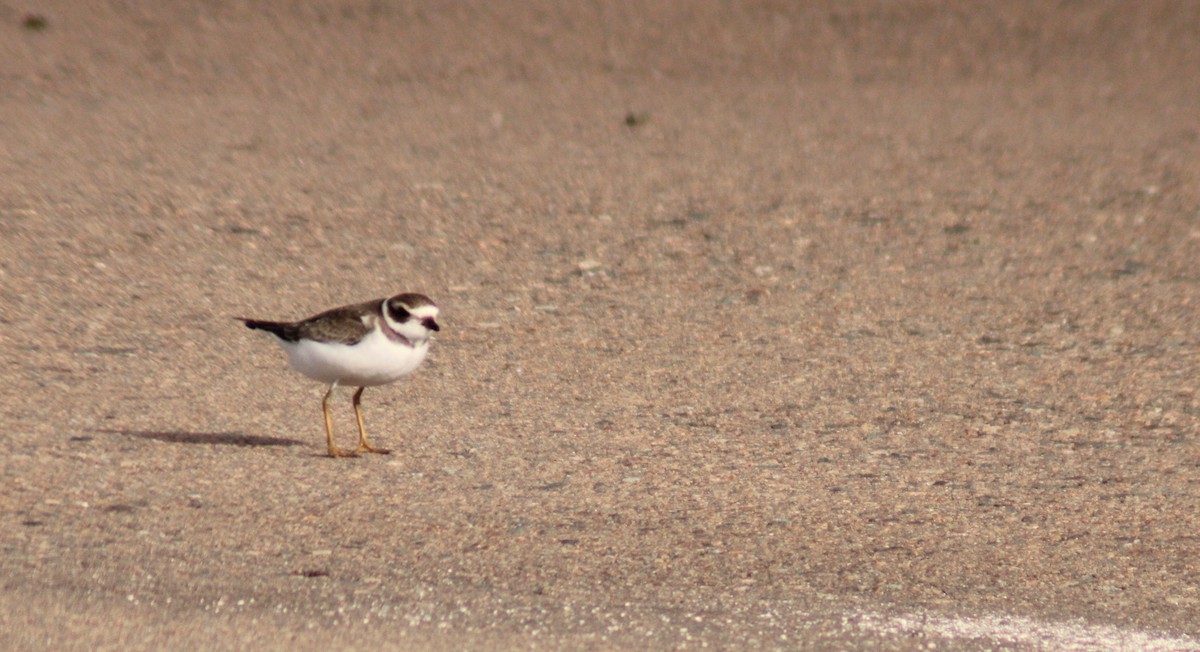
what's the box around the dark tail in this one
[236,318,300,342]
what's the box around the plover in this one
[238,293,440,457]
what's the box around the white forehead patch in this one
[410,305,439,319]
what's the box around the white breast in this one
[280,327,429,387]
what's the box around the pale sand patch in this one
[859,611,1200,651]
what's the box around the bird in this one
[238,293,440,458]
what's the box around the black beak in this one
[423,317,440,332]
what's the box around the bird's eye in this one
[389,304,410,321]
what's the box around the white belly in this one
[280,328,429,387]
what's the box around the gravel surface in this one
[2,2,1198,649]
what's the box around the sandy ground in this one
[2,1,1199,649]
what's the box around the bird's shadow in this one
[94,428,304,448]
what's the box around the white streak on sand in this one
[858,611,1199,651]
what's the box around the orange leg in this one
[322,383,356,458]
[352,387,392,454]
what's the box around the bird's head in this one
[384,293,440,343]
